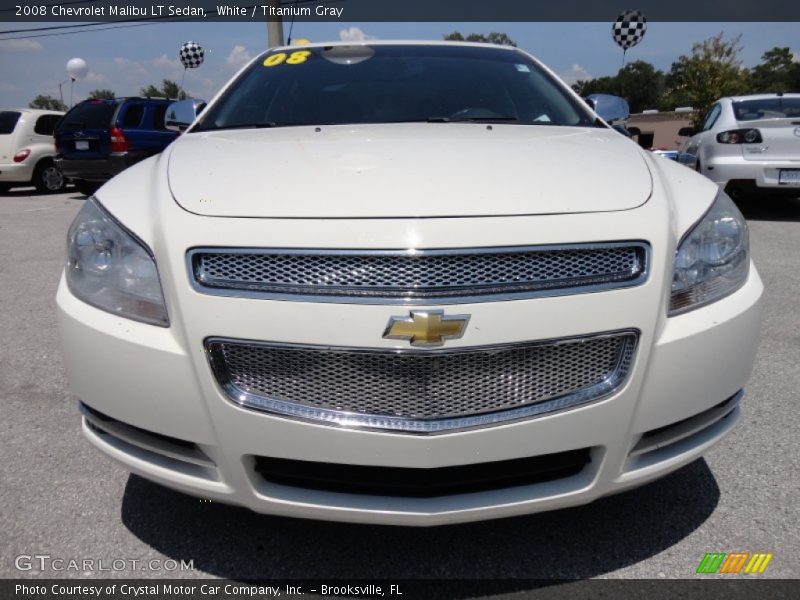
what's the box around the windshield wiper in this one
[426,116,521,123]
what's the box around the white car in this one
[0,108,66,193]
[678,93,800,197]
[57,41,763,525]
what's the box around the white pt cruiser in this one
[57,42,763,525]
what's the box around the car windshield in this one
[194,44,598,131]
[0,111,22,135]
[59,100,116,129]
[732,97,800,121]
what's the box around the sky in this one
[0,21,798,108]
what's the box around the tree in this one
[140,79,186,100]
[617,61,666,113]
[749,47,800,93]
[661,33,750,126]
[88,89,115,100]
[29,95,67,111]
[571,62,664,113]
[443,32,517,47]
[572,61,665,113]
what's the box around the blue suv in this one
[55,97,179,195]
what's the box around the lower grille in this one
[254,449,592,497]
[207,331,638,434]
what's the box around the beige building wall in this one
[627,112,696,150]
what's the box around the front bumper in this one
[705,155,800,190]
[56,258,763,525]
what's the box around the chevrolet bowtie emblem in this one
[383,310,470,347]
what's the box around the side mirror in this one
[584,97,597,110]
[165,99,206,132]
[677,126,696,137]
[611,124,633,138]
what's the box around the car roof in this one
[1,108,65,116]
[267,39,520,53]
[721,93,800,103]
[75,97,176,105]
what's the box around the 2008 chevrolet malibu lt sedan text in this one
[57,41,763,525]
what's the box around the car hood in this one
[167,124,652,218]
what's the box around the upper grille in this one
[206,331,638,434]
[189,243,649,304]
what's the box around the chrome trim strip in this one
[629,390,743,457]
[186,242,651,305]
[205,330,640,435]
[79,403,216,468]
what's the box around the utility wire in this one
[0,20,165,40]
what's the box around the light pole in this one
[265,0,284,47]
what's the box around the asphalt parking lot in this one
[1,186,798,586]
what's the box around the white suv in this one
[679,94,800,198]
[0,108,66,193]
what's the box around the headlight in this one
[66,197,169,326]
[669,191,749,315]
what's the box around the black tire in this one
[74,179,99,196]
[33,160,66,194]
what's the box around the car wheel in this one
[74,180,100,196]
[33,161,66,193]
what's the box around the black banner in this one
[2,0,800,23]
[2,579,799,600]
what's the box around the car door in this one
[683,104,721,167]
[117,102,178,161]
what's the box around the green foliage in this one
[661,34,750,126]
[443,32,518,47]
[29,94,67,111]
[140,79,187,100]
[88,89,115,100]
[749,47,800,93]
[573,35,799,126]
[572,60,665,113]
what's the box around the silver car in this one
[679,93,800,198]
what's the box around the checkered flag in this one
[612,10,647,51]
[179,41,205,69]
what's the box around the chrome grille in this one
[189,243,649,304]
[207,332,638,433]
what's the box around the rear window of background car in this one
[120,104,145,128]
[34,114,62,135]
[0,111,22,134]
[733,97,800,120]
[60,101,116,130]
[151,104,169,130]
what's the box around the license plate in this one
[75,140,89,150]
[779,169,800,185]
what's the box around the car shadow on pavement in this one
[735,195,800,222]
[121,458,719,587]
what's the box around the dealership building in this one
[627,109,696,150]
